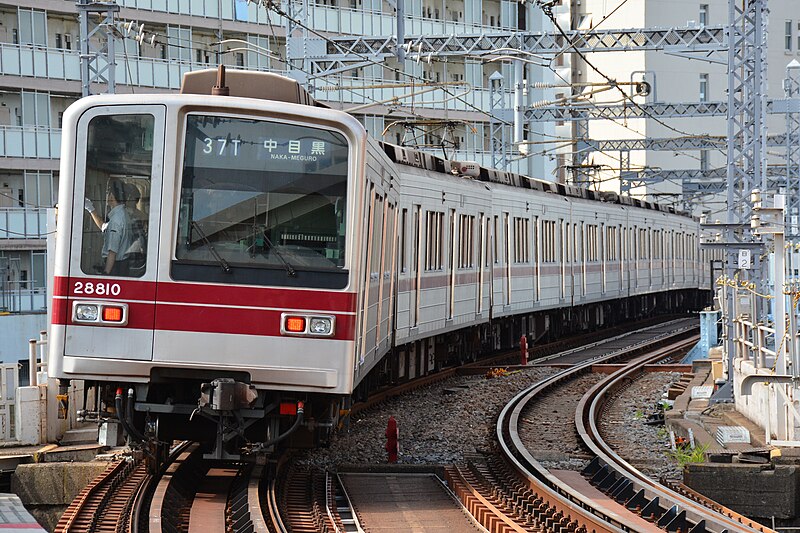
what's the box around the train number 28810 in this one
[73,281,121,296]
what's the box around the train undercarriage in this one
[65,288,708,461]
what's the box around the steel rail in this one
[131,440,194,533]
[578,340,774,533]
[147,441,202,533]
[265,453,290,533]
[495,321,698,532]
[55,460,128,533]
[326,472,365,533]
[351,315,691,416]
[245,465,271,533]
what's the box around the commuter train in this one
[49,67,711,458]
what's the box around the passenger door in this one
[64,105,165,361]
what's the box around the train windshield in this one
[174,114,349,288]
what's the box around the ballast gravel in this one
[599,371,683,481]
[301,368,557,468]
[301,366,686,484]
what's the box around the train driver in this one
[84,180,136,276]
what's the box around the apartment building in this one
[0,0,563,332]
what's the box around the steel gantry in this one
[77,0,119,97]
[579,135,787,152]
[312,25,726,65]
[298,25,728,88]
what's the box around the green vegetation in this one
[668,443,709,467]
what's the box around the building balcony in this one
[0,208,48,245]
[0,284,46,314]
[0,126,60,160]
[0,44,512,113]
[115,0,513,33]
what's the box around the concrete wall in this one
[734,357,798,443]
[0,313,46,364]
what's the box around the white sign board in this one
[737,249,752,269]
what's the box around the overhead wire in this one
[121,6,715,195]
[535,1,722,146]
[116,20,431,123]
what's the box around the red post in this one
[520,335,528,366]
[385,415,399,463]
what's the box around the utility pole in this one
[77,0,119,97]
[490,71,508,170]
[285,0,310,88]
[710,0,769,403]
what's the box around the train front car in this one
[49,69,367,458]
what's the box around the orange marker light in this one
[280,402,298,415]
[285,316,306,333]
[102,306,124,322]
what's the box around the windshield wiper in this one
[262,233,297,277]
[190,220,231,273]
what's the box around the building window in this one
[235,52,244,66]
[11,29,17,45]
[167,26,192,62]
[55,33,62,49]
[64,34,71,50]
[787,20,794,51]
[699,73,709,102]
[21,91,50,127]
[699,4,709,26]
[17,8,47,46]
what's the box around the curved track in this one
[55,458,150,533]
[478,318,773,533]
[578,345,773,533]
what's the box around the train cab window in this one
[80,114,154,278]
[174,115,349,288]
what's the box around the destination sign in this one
[184,115,349,173]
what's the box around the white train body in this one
[48,70,711,451]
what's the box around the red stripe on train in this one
[155,282,356,311]
[52,298,356,340]
[52,276,356,312]
[153,304,356,339]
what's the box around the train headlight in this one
[309,317,334,336]
[75,304,99,322]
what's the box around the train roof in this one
[379,142,689,218]
[181,67,327,108]
[177,67,690,219]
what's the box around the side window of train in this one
[80,113,157,278]
[424,210,444,271]
[399,208,407,272]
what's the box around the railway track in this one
[578,341,773,533]
[351,314,693,416]
[57,317,720,533]
[441,318,744,532]
[55,458,150,533]
[442,319,774,533]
